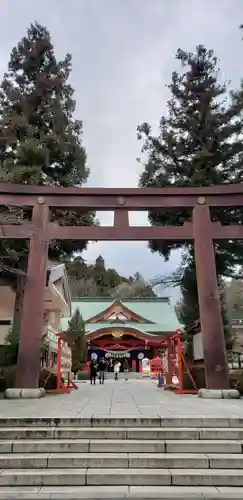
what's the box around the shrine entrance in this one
[1,182,243,390]
[86,327,164,373]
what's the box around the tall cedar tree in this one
[138,45,243,341]
[0,23,96,331]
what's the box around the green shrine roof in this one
[61,297,182,335]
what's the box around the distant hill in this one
[66,255,156,299]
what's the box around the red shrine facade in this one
[62,297,182,371]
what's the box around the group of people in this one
[89,357,122,385]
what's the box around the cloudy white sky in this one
[1,0,243,296]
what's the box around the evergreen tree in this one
[66,308,87,374]
[93,256,124,296]
[138,45,243,347]
[179,261,199,334]
[4,326,48,365]
[138,45,243,266]
[0,23,96,328]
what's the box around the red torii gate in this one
[0,182,243,390]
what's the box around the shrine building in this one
[61,297,182,371]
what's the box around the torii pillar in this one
[15,199,50,390]
[193,201,229,389]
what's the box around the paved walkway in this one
[1,378,243,418]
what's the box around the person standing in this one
[98,358,106,384]
[90,359,97,385]
[114,360,121,381]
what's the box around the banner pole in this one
[57,335,61,392]
[177,333,183,393]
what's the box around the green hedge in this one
[0,366,63,392]
[0,366,16,391]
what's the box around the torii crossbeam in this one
[1,182,243,390]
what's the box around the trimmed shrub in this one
[0,366,64,392]
[0,366,16,391]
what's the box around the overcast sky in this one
[0,0,243,297]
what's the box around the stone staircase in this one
[0,416,243,498]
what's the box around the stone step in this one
[89,439,243,454]
[1,452,243,469]
[2,438,241,454]
[4,439,167,454]
[2,426,243,440]
[0,438,241,454]
[0,485,243,500]
[0,416,242,428]
[0,452,224,468]
[0,485,242,500]
[165,440,242,454]
[88,440,167,453]
[1,467,243,487]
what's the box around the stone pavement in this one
[1,378,243,418]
